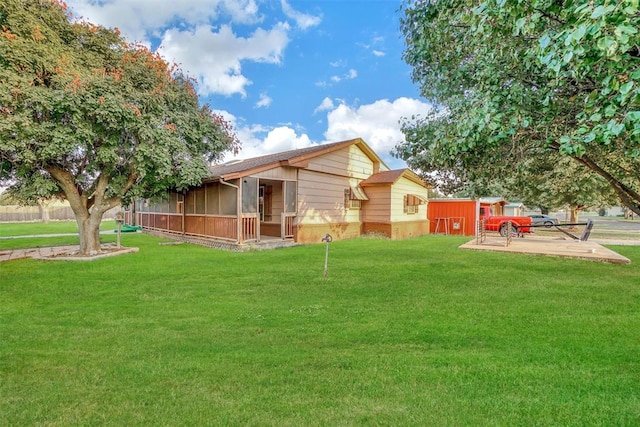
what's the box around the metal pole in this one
[115,212,124,249]
[321,233,332,277]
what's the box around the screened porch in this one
[129,177,297,244]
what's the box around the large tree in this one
[0,0,239,255]
[504,154,618,221]
[395,0,640,215]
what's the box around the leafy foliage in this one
[396,0,640,215]
[0,0,239,253]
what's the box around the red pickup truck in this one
[480,206,533,237]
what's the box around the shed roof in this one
[207,137,386,181]
[479,197,506,205]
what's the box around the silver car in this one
[528,214,559,227]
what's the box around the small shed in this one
[427,198,478,236]
[427,197,507,236]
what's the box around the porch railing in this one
[137,212,182,232]
[242,215,258,242]
[133,211,293,242]
[135,212,238,241]
[282,213,295,239]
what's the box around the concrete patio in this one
[460,236,632,264]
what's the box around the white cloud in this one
[66,0,264,44]
[372,50,385,57]
[221,0,263,24]
[221,124,313,162]
[314,97,334,114]
[217,97,433,170]
[323,97,433,167]
[262,127,313,152]
[66,1,290,98]
[280,0,322,30]
[255,93,273,108]
[158,23,290,97]
[325,69,358,86]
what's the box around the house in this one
[127,138,431,245]
[504,202,524,217]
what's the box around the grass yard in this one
[1,229,639,425]
[0,220,118,250]
[0,219,117,237]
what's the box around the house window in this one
[345,186,368,210]
[347,198,362,210]
[284,181,297,213]
[404,194,425,214]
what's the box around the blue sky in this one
[65,0,432,169]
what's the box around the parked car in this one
[528,214,559,227]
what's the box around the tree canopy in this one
[395,0,640,215]
[0,0,239,254]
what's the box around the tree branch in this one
[573,155,640,216]
[46,165,89,218]
[533,7,566,26]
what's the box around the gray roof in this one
[207,138,381,180]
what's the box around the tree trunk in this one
[131,200,136,226]
[76,213,103,255]
[38,201,50,223]
[569,209,577,224]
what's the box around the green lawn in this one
[1,230,639,425]
[0,219,117,237]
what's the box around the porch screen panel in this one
[285,181,297,213]
[220,182,238,215]
[169,192,180,214]
[195,187,206,214]
[185,190,195,214]
[242,177,258,214]
[206,184,219,215]
[161,197,170,213]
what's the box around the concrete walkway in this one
[0,245,79,262]
[0,230,139,262]
[0,243,138,262]
[0,230,117,240]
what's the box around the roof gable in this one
[360,168,430,188]
[207,138,387,180]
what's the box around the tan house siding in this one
[390,220,430,240]
[361,185,390,223]
[296,144,385,231]
[390,177,429,222]
[297,169,352,224]
[296,222,362,244]
[305,145,385,179]
[252,166,297,181]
